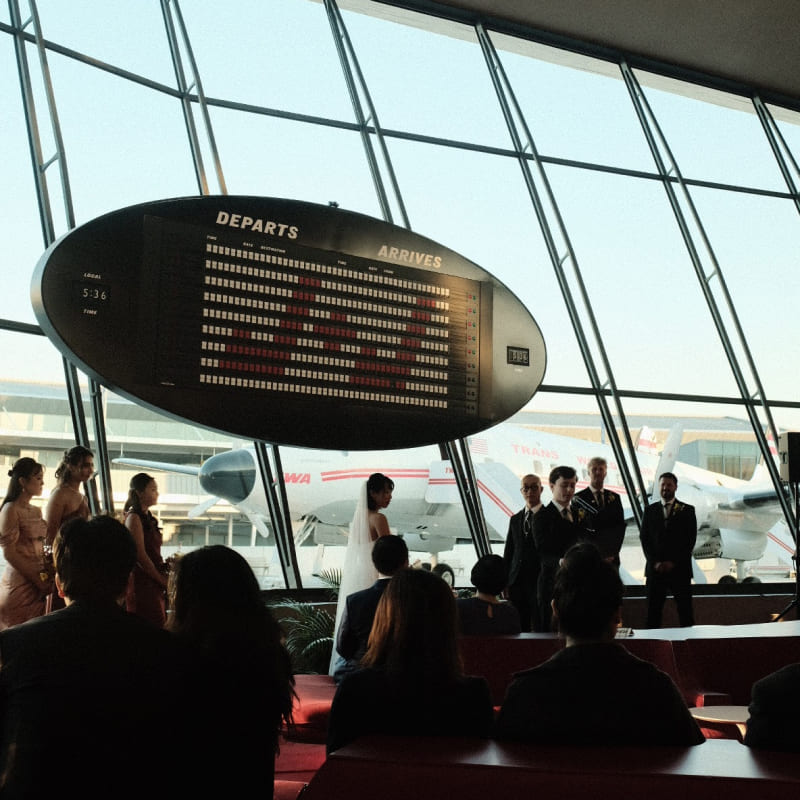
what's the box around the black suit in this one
[334,579,389,681]
[745,662,800,752]
[573,486,625,565]
[532,502,582,632]
[639,498,697,628]
[0,600,209,800]
[503,507,539,632]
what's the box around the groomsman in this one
[573,457,625,566]
[503,474,542,632]
[640,472,697,628]
[533,466,581,632]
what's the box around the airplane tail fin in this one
[749,427,780,482]
[648,424,683,502]
[635,426,659,455]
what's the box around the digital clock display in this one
[507,346,530,366]
[75,282,111,303]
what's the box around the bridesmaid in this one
[124,473,168,627]
[0,458,52,629]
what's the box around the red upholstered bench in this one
[459,634,560,705]
[275,739,327,784]
[286,674,337,743]
[676,636,800,706]
[303,736,800,800]
[274,780,309,800]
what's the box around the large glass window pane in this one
[635,71,788,191]
[49,53,198,225]
[545,163,743,397]
[180,0,354,121]
[0,38,47,324]
[481,393,795,586]
[35,0,175,83]
[770,104,800,170]
[385,136,589,388]
[689,185,800,430]
[493,35,656,172]
[279,443,475,588]
[341,7,512,148]
[209,108,383,217]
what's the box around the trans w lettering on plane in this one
[114,421,794,585]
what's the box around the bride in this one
[329,473,394,674]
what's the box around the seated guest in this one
[457,554,521,635]
[327,568,493,754]
[169,545,295,798]
[744,663,800,752]
[494,542,703,746]
[334,534,409,683]
[0,516,207,799]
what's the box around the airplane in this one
[113,417,796,588]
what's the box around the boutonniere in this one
[672,501,683,513]
[575,508,586,522]
[606,494,617,504]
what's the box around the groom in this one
[333,534,409,683]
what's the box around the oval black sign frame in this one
[32,196,546,450]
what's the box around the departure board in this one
[144,216,482,419]
[32,196,546,450]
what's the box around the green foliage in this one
[272,599,335,674]
[316,567,342,597]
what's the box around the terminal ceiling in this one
[367,1,800,106]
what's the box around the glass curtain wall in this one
[0,0,798,589]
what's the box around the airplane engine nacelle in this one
[692,527,722,560]
[717,527,768,562]
[199,449,256,504]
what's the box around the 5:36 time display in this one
[74,282,110,303]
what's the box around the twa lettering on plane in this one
[114,421,793,585]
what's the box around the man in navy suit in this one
[334,534,409,682]
[0,516,207,799]
[640,472,697,628]
[573,457,625,567]
[503,474,543,632]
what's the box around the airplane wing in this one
[112,457,200,477]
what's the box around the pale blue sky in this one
[1,0,799,432]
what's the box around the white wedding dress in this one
[328,481,378,674]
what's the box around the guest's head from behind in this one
[2,457,45,508]
[54,445,94,486]
[470,554,507,597]
[371,533,409,576]
[54,515,136,604]
[124,472,158,514]
[170,544,266,640]
[168,545,294,734]
[363,567,461,685]
[366,472,394,511]
[552,542,623,644]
